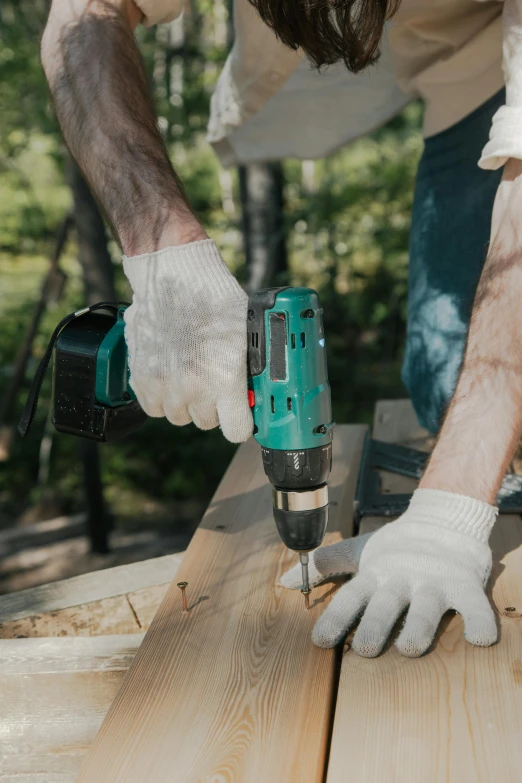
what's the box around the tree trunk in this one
[66,155,115,553]
[239,162,288,294]
[65,156,116,305]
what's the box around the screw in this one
[177,582,189,613]
[302,589,311,611]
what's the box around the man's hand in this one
[123,239,253,443]
[281,489,498,656]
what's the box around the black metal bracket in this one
[353,432,522,531]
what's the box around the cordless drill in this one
[19,289,334,605]
[247,287,334,606]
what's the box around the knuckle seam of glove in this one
[314,569,350,582]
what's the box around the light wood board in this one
[0,634,143,782]
[77,426,366,783]
[0,583,171,639]
[372,398,430,448]
[326,400,522,783]
[0,552,183,625]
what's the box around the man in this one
[40,0,522,657]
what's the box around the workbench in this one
[1,400,521,783]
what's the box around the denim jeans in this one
[402,89,505,434]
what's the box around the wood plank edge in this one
[0,552,185,623]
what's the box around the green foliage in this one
[0,4,69,253]
[0,137,71,251]
[0,4,53,151]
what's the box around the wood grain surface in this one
[326,400,522,783]
[0,635,143,782]
[0,583,172,639]
[76,427,366,783]
[0,552,183,625]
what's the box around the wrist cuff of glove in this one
[406,489,498,543]
[122,239,237,299]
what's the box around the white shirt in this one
[135,0,522,171]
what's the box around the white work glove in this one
[123,239,253,443]
[281,488,498,657]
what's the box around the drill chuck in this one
[261,443,332,552]
[272,485,328,552]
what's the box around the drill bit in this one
[300,553,312,610]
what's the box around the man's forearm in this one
[421,159,522,503]
[41,0,205,255]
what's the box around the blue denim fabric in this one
[402,89,505,434]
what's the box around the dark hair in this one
[247,0,401,73]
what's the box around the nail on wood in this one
[177,582,188,613]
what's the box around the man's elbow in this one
[40,0,142,86]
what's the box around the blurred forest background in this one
[0,1,422,591]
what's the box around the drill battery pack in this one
[18,303,146,443]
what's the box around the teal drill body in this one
[247,287,334,599]
[248,287,333,452]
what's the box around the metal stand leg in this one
[79,439,111,554]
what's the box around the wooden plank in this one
[373,398,430,446]
[76,426,366,783]
[0,552,183,624]
[0,584,171,639]
[0,593,141,639]
[126,583,172,629]
[0,634,144,674]
[1,776,72,783]
[1,776,73,783]
[0,635,143,782]
[327,401,522,783]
